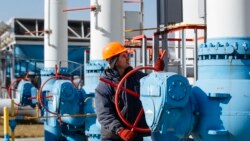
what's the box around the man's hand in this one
[118,128,135,141]
[154,58,165,71]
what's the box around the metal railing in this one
[125,24,206,80]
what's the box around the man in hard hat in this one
[95,41,164,141]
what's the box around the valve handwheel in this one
[8,78,24,106]
[115,66,157,133]
[7,72,32,106]
[38,75,77,115]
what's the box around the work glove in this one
[118,128,135,141]
[154,58,165,71]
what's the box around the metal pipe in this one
[142,36,147,70]
[90,0,123,60]
[152,34,159,65]
[124,0,141,3]
[63,6,96,12]
[177,40,181,74]
[23,113,96,120]
[10,46,15,98]
[162,33,168,71]
[140,0,144,35]
[181,29,187,77]
[194,28,198,80]
[44,0,68,68]
[204,0,207,43]
[10,99,14,141]
[3,107,10,141]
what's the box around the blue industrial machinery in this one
[5,0,250,140]
[38,65,101,141]
[111,65,195,141]
[11,38,250,141]
[39,69,84,140]
[139,70,195,140]
[17,79,37,107]
[192,38,250,141]
[16,59,106,141]
[14,45,85,76]
[0,7,102,141]
[82,60,106,140]
[12,27,250,141]
[14,62,104,141]
[137,37,250,141]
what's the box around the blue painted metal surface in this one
[83,60,106,94]
[17,80,37,107]
[9,119,16,134]
[140,72,195,141]
[84,93,101,141]
[13,45,86,76]
[192,37,250,141]
[82,60,106,141]
[40,68,84,140]
[53,80,85,125]
[43,79,86,140]
[41,60,106,141]
[14,59,105,140]
[3,134,10,141]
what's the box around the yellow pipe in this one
[10,99,14,116]
[10,99,15,141]
[24,113,96,120]
[11,130,14,141]
[35,95,40,118]
[3,107,10,141]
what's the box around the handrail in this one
[126,23,206,81]
[125,23,206,33]
[155,24,206,36]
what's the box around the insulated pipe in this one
[90,0,123,60]
[207,0,250,38]
[0,100,12,115]
[0,99,36,116]
[44,0,68,68]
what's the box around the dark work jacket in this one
[95,66,150,140]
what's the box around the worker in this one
[95,41,164,141]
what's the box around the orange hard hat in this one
[102,42,127,60]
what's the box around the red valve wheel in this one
[7,78,24,106]
[38,75,77,115]
[115,66,157,133]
